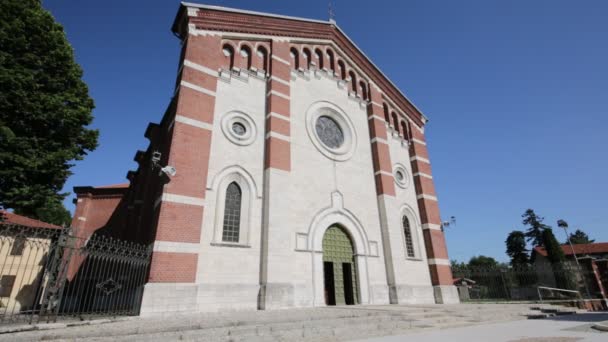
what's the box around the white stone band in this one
[183,59,218,78]
[181,80,216,97]
[271,54,290,65]
[162,193,205,206]
[417,194,438,201]
[370,137,388,145]
[422,223,442,231]
[153,241,201,254]
[270,75,290,86]
[410,156,430,164]
[175,115,213,131]
[413,172,433,179]
[428,258,450,266]
[266,131,290,142]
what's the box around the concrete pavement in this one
[355,313,608,342]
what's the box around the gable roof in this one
[173,2,429,127]
[0,210,62,229]
[533,243,608,257]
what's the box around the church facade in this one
[72,2,459,315]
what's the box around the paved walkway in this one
[0,304,604,341]
[356,313,608,342]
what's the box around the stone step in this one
[2,304,576,342]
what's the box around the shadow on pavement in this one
[542,312,608,323]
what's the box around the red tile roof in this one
[534,243,608,257]
[0,210,62,229]
[95,183,129,189]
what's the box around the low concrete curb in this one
[592,320,608,332]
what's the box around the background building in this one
[72,2,459,315]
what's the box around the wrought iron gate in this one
[0,223,151,324]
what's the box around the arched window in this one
[326,49,335,73]
[240,45,252,70]
[302,48,312,69]
[290,47,299,70]
[359,81,368,100]
[391,112,400,134]
[222,44,235,70]
[337,60,346,80]
[401,121,408,139]
[257,46,268,71]
[383,103,390,123]
[402,216,415,258]
[348,71,357,93]
[222,182,242,242]
[315,48,324,69]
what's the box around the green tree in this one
[542,228,566,264]
[505,230,529,266]
[568,229,594,245]
[522,209,550,247]
[35,197,71,227]
[542,228,575,289]
[468,255,499,269]
[0,0,98,224]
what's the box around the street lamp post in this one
[558,221,592,299]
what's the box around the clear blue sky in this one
[44,0,608,262]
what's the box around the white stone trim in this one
[183,59,218,78]
[180,80,216,97]
[153,241,200,254]
[162,193,205,206]
[422,223,442,231]
[370,137,388,145]
[410,156,430,164]
[266,112,291,122]
[270,75,290,86]
[413,172,433,179]
[175,115,213,131]
[267,90,290,100]
[266,131,290,142]
[417,194,438,201]
[412,138,426,146]
[271,54,290,65]
[77,216,86,222]
[374,170,392,177]
[370,100,383,108]
[428,258,450,266]
[367,114,385,122]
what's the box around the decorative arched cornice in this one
[173,3,428,127]
[306,191,370,256]
[207,165,262,198]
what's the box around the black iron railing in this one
[0,224,151,324]
[452,263,600,303]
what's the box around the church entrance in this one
[322,225,359,305]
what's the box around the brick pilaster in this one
[264,41,291,171]
[408,128,453,287]
[259,40,292,309]
[148,34,222,283]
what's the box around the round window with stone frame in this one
[315,116,344,149]
[221,111,257,146]
[305,102,357,162]
[232,122,247,136]
[393,164,410,189]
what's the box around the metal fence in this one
[452,263,600,303]
[0,223,151,324]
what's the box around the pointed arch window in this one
[402,216,415,258]
[222,182,242,242]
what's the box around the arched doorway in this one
[322,225,359,305]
